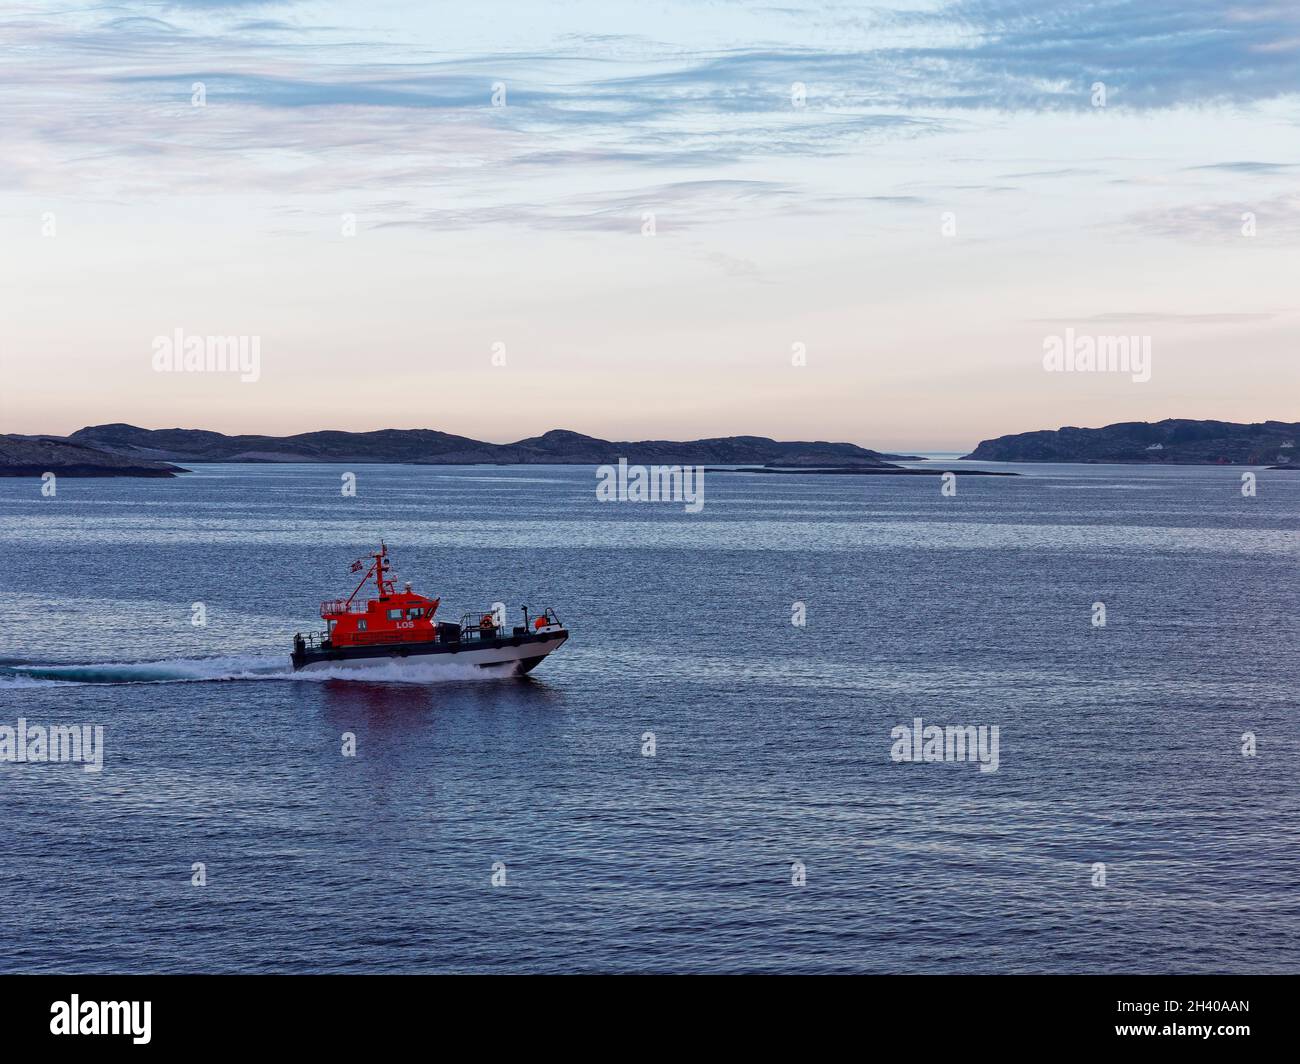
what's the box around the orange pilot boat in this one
[290,543,568,676]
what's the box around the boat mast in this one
[374,541,394,599]
[343,542,393,608]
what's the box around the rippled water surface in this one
[1,462,1297,972]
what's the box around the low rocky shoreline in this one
[0,436,186,478]
[964,419,1299,467]
[709,465,1019,476]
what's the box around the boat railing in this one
[459,610,504,641]
[320,599,368,617]
[296,631,332,650]
[457,607,563,640]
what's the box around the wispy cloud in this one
[3,1,1299,227]
[898,0,1300,108]
[371,180,800,234]
[1123,193,1300,242]
[1186,161,1298,174]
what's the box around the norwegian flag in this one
[349,558,365,573]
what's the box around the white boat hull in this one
[293,633,568,677]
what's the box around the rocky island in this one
[2,423,920,476]
[0,435,186,477]
[963,419,1299,467]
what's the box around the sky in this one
[1,0,1297,452]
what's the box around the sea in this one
[1,460,1297,973]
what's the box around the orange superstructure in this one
[321,543,441,648]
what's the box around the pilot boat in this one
[290,543,568,675]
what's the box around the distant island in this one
[5,419,1296,477]
[963,419,1299,468]
[1,423,920,477]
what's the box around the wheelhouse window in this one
[408,608,423,619]
[356,619,367,631]
[387,609,403,620]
